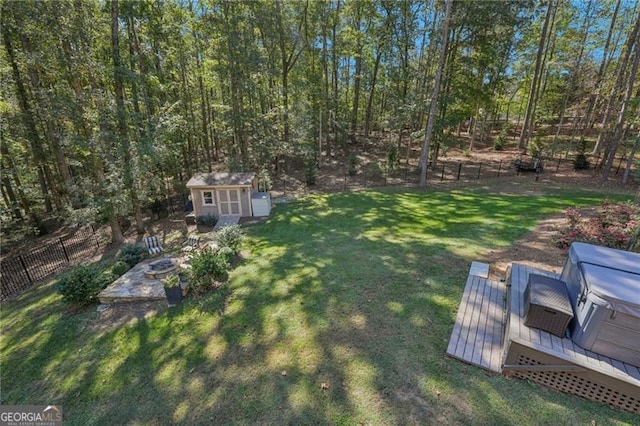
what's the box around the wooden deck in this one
[503,263,640,414]
[446,263,506,373]
[447,262,640,414]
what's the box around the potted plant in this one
[163,273,183,306]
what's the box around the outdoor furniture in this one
[185,213,196,226]
[181,235,201,253]
[524,274,573,337]
[144,236,164,256]
[512,157,543,173]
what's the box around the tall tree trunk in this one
[0,138,24,220]
[553,0,592,148]
[321,5,331,157]
[586,0,621,141]
[602,13,640,180]
[178,48,198,172]
[364,48,382,138]
[194,35,212,171]
[598,9,640,167]
[111,0,144,234]
[2,20,58,216]
[223,1,247,167]
[331,0,341,138]
[518,1,553,150]
[350,3,362,138]
[622,130,639,184]
[20,34,70,206]
[419,0,452,187]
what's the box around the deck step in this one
[446,264,506,373]
[469,261,490,278]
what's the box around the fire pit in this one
[144,258,178,279]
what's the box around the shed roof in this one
[186,172,255,187]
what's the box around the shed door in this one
[217,189,241,216]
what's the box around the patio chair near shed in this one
[144,235,164,256]
[181,235,201,253]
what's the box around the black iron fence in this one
[274,153,635,194]
[0,227,100,301]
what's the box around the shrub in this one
[215,224,244,254]
[111,260,130,276]
[305,158,317,186]
[196,214,218,228]
[348,154,359,176]
[493,126,508,151]
[365,162,384,180]
[56,264,112,305]
[216,246,235,264]
[387,145,399,170]
[117,244,147,268]
[554,201,640,251]
[529,137,543,159]
[573,138,591,170]
[188,248,230,294]
[256,167,272,192]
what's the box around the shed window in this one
[202,190,215,205]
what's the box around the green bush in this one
[573,138,591,170]
[111,260,130,276]
[305,159,317,186]
[494,126,508,151]
[117,244,147,268]
[196,214,218,228]
[365,162,384,180]
[529,137,544,159]
[55,264,113,305]
[387,145,399,170]
[215,225,244,254]
[256,167,272,192]
[188,248,230,294]
[216,246,235,264]
[348,154,359,176]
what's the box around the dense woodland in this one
[1,0,639,243]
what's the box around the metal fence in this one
[273,153,635,194]
[0,227,100,301]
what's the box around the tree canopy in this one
[1,0,638,241]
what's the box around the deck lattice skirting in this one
[504,264,640,414]
[446,262,640,415]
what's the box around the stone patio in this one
[98,256,186,304]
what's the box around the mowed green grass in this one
[1,186,637,425]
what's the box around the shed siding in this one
[190,186,252,217]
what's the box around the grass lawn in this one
[1,184,638,425]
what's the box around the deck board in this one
[446,264,506,373]
[506,263,640,385]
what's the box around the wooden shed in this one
[186,172,257,218]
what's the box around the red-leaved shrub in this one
[555,200,640,252]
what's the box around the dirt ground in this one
[487,211,568,279]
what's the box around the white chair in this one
[181,235,201,253]
[144,236,164,256]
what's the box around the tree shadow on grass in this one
[2,188,636,424]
